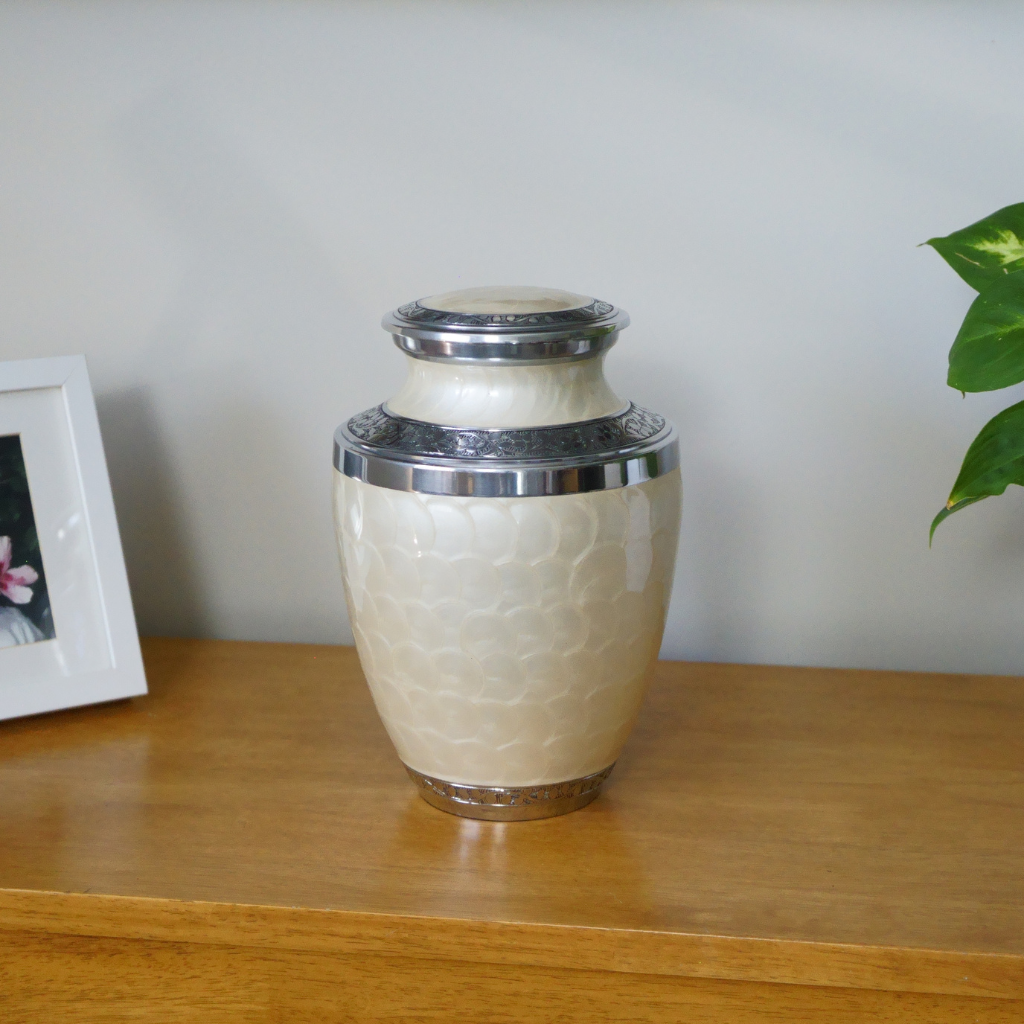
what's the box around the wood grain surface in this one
[1,638,1022,1022]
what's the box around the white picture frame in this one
[0,356,146,719]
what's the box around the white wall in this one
[2,0,1023,674]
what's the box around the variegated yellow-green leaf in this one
[926,203,1024,291]
[947,269,1024,392]
[931,399,1024,542]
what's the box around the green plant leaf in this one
[929,496,986,544]
[930,398,1024,542]
[926,203,1024,291]
[947,269,1024,392]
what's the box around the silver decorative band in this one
[383,301,630,364]
[350,403,666,459]
[405,764,615,821]
[337,441,678,497]
[334,404,679,497]
[389,328,622,364]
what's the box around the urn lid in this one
[383,285,630,364]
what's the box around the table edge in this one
[1,888,1020,1001]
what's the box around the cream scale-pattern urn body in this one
[334,287,681,819]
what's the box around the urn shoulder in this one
[334,286,678,498]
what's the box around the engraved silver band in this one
[334,407,679,498]
[405,763,615,821]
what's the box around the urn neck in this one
[385,354,628,428]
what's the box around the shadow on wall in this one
[613,353,766,663]
[97,80,355,644]
[95,387,209,638]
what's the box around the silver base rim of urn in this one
[404,764,616,821]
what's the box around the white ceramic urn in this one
[334,287,681,819]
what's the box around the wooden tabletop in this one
[2,638,1022,1022]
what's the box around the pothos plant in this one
[927,202,1024,541]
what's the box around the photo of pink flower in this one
[1,434,55,646]
[0,535,38,604]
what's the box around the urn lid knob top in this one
[383,285,629,364]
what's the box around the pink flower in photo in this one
[0,536,38,605]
